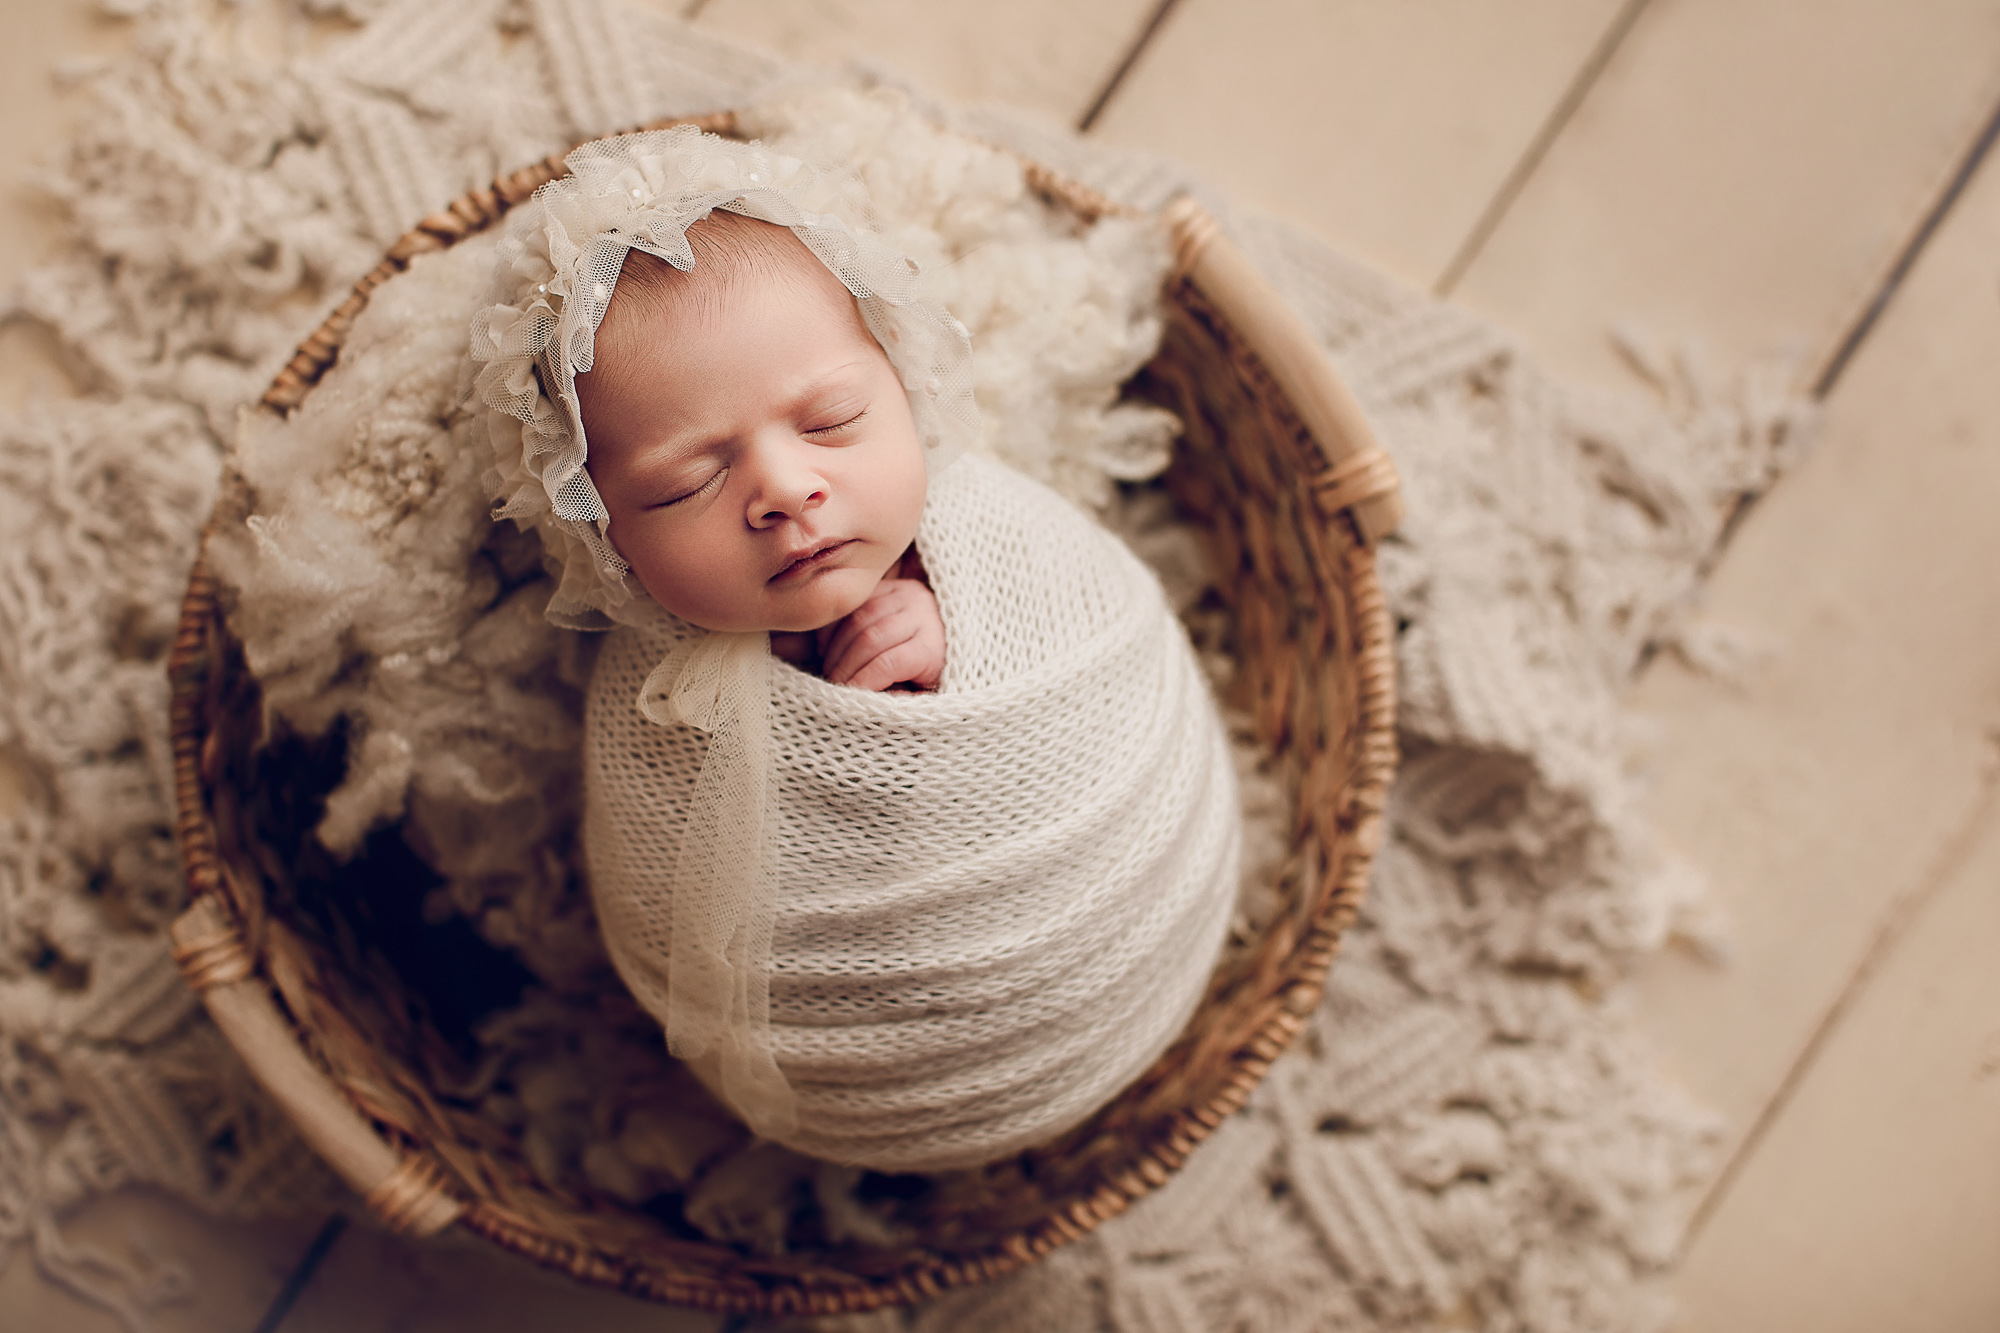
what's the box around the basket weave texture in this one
[166,113,1400,1317]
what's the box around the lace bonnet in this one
[466,125,981,629]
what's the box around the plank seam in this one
[254,1213,349,1333]
[1811,84,2000,398]
[1679,730,2000,1251]
[1075,0,1185,133]
[1432,0,1654,297]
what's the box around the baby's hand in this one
[820,578,945,692]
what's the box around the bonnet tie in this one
[637,630,797,1136]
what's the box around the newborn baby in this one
[468,127,1239,1172]
[573,209,946,695]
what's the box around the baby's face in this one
[576,244,927,634]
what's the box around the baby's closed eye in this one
[650,468,726,508]
[803,405,868,439]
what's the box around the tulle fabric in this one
[632,630,795,1136]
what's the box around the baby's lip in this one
[770,537,855,583]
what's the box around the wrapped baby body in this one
[586,453,1240,1171]
[463,124,1239,1171]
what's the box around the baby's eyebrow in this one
[779,359,876,415]
[626,359,878,469]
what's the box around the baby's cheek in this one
[628,531,727,624]
[883,453,929,549]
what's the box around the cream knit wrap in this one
[585,454,1241,1170]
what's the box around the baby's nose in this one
[746,449,827,527]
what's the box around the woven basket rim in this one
[166,109,1401,1315]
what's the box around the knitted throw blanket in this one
[0,2,1812,1330]
[586,455,1239,1170]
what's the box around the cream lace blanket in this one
[0,2,1813,1330]
[586,454,1238,1169]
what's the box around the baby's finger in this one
[824,613,915,688]
[845,611,945,692]
[843,637,937,693]
[821,582,917,673]
[820,606,896,681]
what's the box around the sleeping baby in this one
[466,126,1239,1173]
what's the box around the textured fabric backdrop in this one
[0,2,1810,1329]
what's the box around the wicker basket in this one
[165,112,1401,1317]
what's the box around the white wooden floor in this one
[4,1,2000,1328]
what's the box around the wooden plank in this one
[1671,788,2000,1329]
[1084,0,1627,291]
[279,1222,720,1333]
[0,1190,317,1333]
[1618,55,2000,1200]
[691,0,1160,126]
[1450,0,2000,392]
